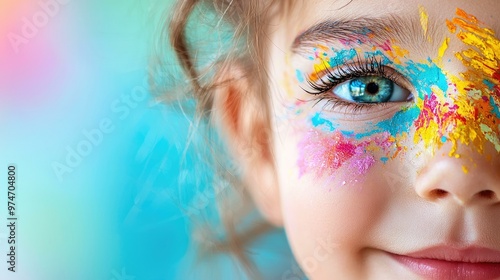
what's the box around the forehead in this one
[269,0,500,75]
[280,0,500,43]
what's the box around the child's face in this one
[265,0,500,278]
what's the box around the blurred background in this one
[0,1,295,279]
[0,0,194,279]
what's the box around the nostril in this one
[477,190,496,200]
[430,189,448,199]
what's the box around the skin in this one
[263,1,500,279]
[216,0,500,279]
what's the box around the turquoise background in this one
[0,1,294,279]
[0,0,192,279]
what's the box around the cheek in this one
[296,129,392,182]
[273,125,397,270]
[280,169,392,238]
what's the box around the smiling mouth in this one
[388,246,500,280]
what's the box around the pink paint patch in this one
[349,149,376,175]
[415,94,467,134]
[298,130,392,179]
[298,130,356,178]
[378,40,392,51]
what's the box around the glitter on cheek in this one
[297,117,395,179]
[349,149,377,176]
[297,130,357,178]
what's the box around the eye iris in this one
[349,77,393,103]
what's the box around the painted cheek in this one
[296,114,399,181]
[297,129,385,180]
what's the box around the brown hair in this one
[156,0,294,277]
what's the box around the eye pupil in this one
[366,82,379,95]
[349,77,393,103]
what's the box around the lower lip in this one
[390,253,500,280]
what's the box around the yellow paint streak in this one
[309,59,331,82]
[283,53,295,98]
[462,165,469,174]
[383,43,409,65]
[428,8,500,156]
[419,5,429,38]
[438,38,450,60]
[317,44,330,52]
[457,32,498,61]
[393,45,410,58]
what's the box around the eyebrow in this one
[291,15,442,54]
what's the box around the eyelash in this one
[303,56,405,112]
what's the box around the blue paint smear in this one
[340,130,355,137]
[295,69,305,83]
[490,96,500,118]
[359,27,372,35]
[483,79,495,90]
[364,50,392,65]
[377,105,421,137]
[353,129,383,140]
[329,49,358,67]
[441,136,447,143]
[397,59,448,99]
[352,106,421,140]
[307,56,453,140]
[311,113,336,132]
[311,106,420,140]
[380,157,389,163]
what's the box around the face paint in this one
[419,5,430,40]
[293,8,500,180]
[412,9,500,155]
[293,31,414,179]
[437,38,450,63]
[297,129,394,179]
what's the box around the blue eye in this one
[333,76,412,103]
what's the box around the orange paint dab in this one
[456,8,479,24]
[446,20,457,33]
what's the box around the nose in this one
[415,145,500,206]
